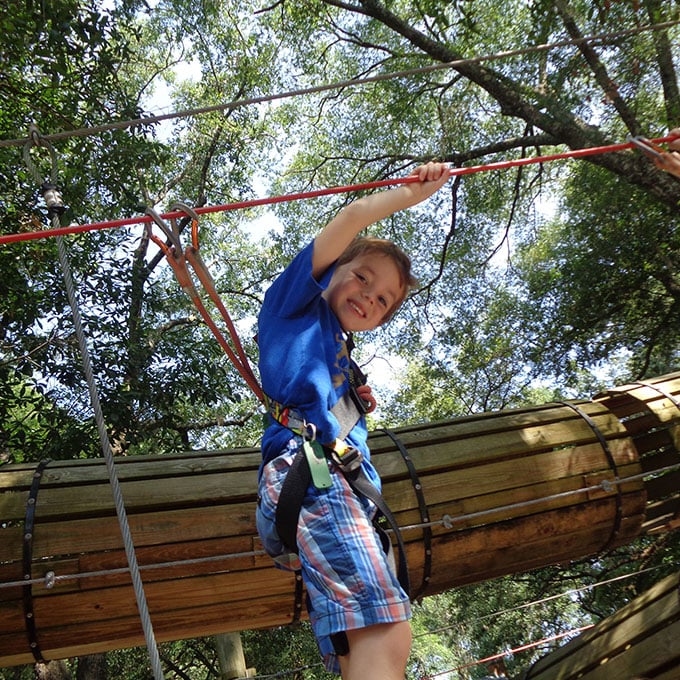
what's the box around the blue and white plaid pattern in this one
[256,437,410,674]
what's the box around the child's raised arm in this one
[312,162,449,279]
[654,128,680,179]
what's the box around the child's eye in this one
[355,272,366,283]
[378,296,387,307]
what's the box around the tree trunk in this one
[215,632,254,679]
[35,660,71,680]
[75,654,107,680]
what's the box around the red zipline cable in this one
[2,135,677,246]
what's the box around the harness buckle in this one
[329,440,363,473]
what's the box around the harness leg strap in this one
[275,448,311,553]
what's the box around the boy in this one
[256,161,449,679]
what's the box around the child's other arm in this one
[311,162,449,279]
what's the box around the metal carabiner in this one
[145,206,183,257]
[302,421,317,442]
[168,201,201,251]
[628,135,664,160]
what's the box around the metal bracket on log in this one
[557,402,623,552]
[22,459,51,664]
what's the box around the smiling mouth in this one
[349,301,365,317]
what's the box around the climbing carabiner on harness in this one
[628,134,665,160]
[145,205,198,299]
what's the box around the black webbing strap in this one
[380,428,431,600]
[342,465,411,596]
[275,447,310,554]
[274,447,410,596]
[558,401,623,553]
[23,459,51,664]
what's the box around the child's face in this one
[322,253,404,332]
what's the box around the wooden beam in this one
[0,372,678,666]
[523,572,680,679]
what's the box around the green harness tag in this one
[303,440,332,489]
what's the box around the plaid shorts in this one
[256,438,411,674]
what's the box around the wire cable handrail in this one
[0,20,677,149]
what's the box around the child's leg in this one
[338,621,412,680]
[298,468,411,675]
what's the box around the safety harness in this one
[145,209,410,597]
[266,337,410,597]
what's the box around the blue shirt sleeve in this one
[258,242,368,460]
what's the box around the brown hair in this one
[336,236,418,321]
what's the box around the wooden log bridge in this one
[0,372,679,667]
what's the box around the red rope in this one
[2,135,677,246]
[419,624,595,679]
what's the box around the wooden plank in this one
[645,470,680,499]
[3,537,262,597]
[0,501,259,563]
[639,446,680,472]
[574,619,680,680]
[424,515,644,593]
[0,450,262,490]
[373,415,631,479]
[416,499,644,592]
[641,498,680,534]
[652,661,680,680]
[0,562,296,638]
[0,567,293,644]
[0,468,258,520]
[0,595,301,667]
[392,470,644,535]
[402,444,639,511]
[423,495,644,562]
[525,573,680,679]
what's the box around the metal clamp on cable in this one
[41,183,66,218]
[328,438,363,473]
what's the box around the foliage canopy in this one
[1,0,678,677]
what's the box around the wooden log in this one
[523,572,680,680]
[0,371,678,666]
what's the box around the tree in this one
[1,0,679,676]
[252,0,679,391]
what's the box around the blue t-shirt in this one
[258,241,372,473]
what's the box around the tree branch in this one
[553,0,642,136]
[645,0,680,124]
[340,0,680,209]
